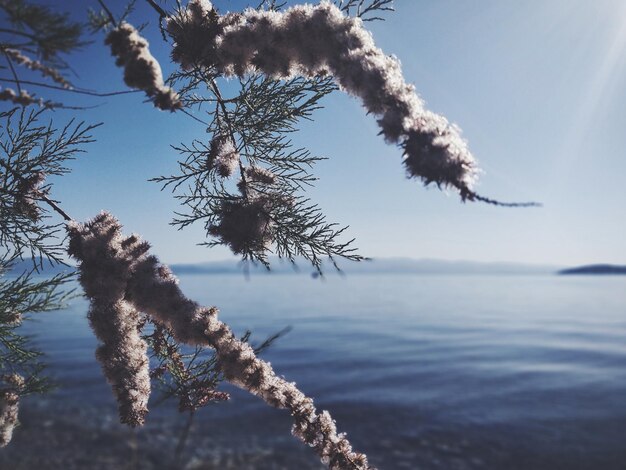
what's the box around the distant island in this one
[170,257,559,276]
[558,264,626,275]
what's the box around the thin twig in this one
[179,107,209,126]
[465,189,541,208]
[0,77,140,97]
[36,194,73,221]
[0,159,74,222]
[1,48,21,93]
[97,0,117,26]
[173,410,195,465]
[144,0,169,39]
[0,28,38,42]
[144,0,167,18]
[209,78,249,196]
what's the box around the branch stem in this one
[173,410,195,465]
[0,76,139,97]
[208,78,250,197]
[0,159,74,222]
[1,48,21,93]
[96,0,117,26]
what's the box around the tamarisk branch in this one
[166,0,538,206]
[67,212,375,470]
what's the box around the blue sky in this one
[27,0,626,266]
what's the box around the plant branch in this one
[144,0,167,19]
[173,410,194,465]
[96,0,117,26]
[69,214,374,469]
[0,151,74,222]
[466,190,541,208]
[208,78,249,196]
[1,48,21,93]
[0,76,140,97]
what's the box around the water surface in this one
[3,274,626,469]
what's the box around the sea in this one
[1,273,625,469]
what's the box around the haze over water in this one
[4,272,626,469]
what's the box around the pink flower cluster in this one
[168,0,478,198]
[207,196,274,255]
[0,86,47,107]
[203,133,282,255]
[245,165,276,185]
[68,211,374,469]
[3,48,72,89]
[14,171,46,221]
[67,214,151,426]
[106,23,182,111]
[209,134,239,177]
[0,374,24,447]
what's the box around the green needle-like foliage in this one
[0,108,98,264]
[0,0,83,66]
[158,68,365,272]
[0,255,74,395]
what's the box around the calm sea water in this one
[2,274,626,469]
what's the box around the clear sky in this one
[28,0,626,266]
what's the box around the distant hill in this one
[6,259,74,275]
[4,257,564,277]
[171,257,559,276]
[558,264,626,275]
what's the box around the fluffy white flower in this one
[208,197,274,255]
[68,211,374,469]
[4,48,72,88]
[0,374,24,447]
[0,86,46,107]
[168,1,478,196]
[244,166,276,185]
[13,171,46,221]
[209,135,239,177]
[67,213,151,426]
[106,22,182,111]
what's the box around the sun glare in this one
[560,0,626,162]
